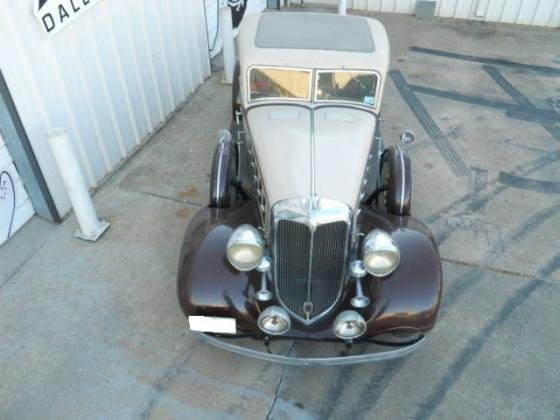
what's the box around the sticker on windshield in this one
[363,96,375,106]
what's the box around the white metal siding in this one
[306,0,560,26]
[206,0,267,57]
[0,133,34,244]
[0,0,211,216]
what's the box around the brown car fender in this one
[359,208,442,335]
[177,202,262,332]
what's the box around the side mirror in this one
[400,130,416,144]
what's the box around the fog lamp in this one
[333,310,367,340]
[258,306,291,335]
[362,229,400,277]
[226,224,264,271]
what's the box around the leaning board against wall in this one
[0,133,34,245]
[206,0,267,57]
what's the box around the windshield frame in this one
[246,65,381,109]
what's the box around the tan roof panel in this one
[255,13,375,53]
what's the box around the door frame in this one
[0,70,60,222]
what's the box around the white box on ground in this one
[188,316,236,334]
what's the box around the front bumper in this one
[197,332,426,366]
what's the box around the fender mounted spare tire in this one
[380,146,411,216]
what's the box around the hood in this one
[245,105,376,209]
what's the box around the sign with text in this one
[34,0,101,37]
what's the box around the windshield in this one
[315,70,378,107]
[249,67,312,101]
[248,67,379,107]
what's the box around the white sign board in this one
[0,135,34,245]
[34,0,101,37]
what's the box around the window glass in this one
[315,70,378,107]
[249,67,311,100]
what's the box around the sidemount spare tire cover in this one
[381,146,411,215]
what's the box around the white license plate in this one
[188,316,237,334]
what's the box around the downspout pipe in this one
[338,0,347,15]
[48,128,110,241]
[220,3,235,84]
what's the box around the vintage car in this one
[177,12,442,365]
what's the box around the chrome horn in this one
[256,256,273,302]
[350,260,370,309]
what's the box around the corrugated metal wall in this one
[436,0,560,25]
[306,0,560,27]
[0,0,211,216]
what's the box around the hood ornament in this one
[301,196,321,211]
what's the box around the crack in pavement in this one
[441,257,560,284]
[119,186,204,207]
[0,239,49,291]
[139,341,196,419]
[266,341,295,420]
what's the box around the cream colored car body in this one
[238,12,390,210]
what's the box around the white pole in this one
[220,5,235,84]
[48,128,110,241]
[338,0,347,15]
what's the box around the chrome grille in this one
[272,198,351,324]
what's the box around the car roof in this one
[255,13,375,53]
[238,12,390,73]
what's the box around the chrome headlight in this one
[226,224,264,271]
[333,310,367,339]
[258,306,291,335]
[362,229,400,277]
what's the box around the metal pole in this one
[219,5,235,84]
[48,128,109,241]
[338,0,347,15]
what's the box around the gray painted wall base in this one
[416,1,436,18]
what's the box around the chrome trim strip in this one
[310,108,316,198]
[244,102,378,116]
[305,228,315,321]
[215,145,223,200]
[242,113,271,234]
[197,333,426,366]
[313,103,378,115]
[399,147,406,214]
